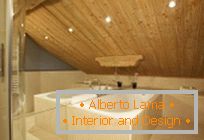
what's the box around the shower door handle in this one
[0,43,4,77]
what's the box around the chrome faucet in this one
[83,78,101,89]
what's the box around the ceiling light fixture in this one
[169,1,176,8]
[105,16,112,23]
[44,36,49,40]
[68,27,74,33]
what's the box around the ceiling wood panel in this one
[26,0,204,77]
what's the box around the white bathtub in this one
[65,93,162,140]
[34,85,112,104]
[72,94,160,119]
[34,91,97,105]
[34,91,162,140]
[69,93,162,126]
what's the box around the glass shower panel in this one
[12,0,26,140]
[0,0,26,139]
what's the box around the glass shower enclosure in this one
[0,0,26,140]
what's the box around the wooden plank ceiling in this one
[25,0,204,77]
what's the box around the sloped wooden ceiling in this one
[25,0,204,77]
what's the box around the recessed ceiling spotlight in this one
[21,23,24,27]
[105,16,112,23]
[68,27,74,33]
[169,1,176,8]
[44,36,49,40]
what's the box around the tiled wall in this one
[24,71,86,112]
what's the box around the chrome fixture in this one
[82,78,101,89]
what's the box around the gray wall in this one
[23,36,76,71]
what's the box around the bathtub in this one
[33,91,162,140]
[34,85,112,105]
[65,94,162,140]
[71,94,160,119]
[34,91,97,105]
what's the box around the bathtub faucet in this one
[91,78,101,89]
[83,78,101,89]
